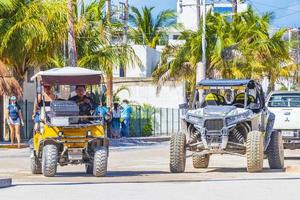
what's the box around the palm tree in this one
[153,7,291,97]
[77,0,140,108]
[129,6,176,48]
[0,0,68,84]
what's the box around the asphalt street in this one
[1,142,300,200]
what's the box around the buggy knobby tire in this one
[267,131,284,169]
[30,154,42,174]
[192,154,210,168]
[170,132,186,173]
[85,163,93,174]
[42,144,58,177]
[246,131,264,172]
[93,147,108,177]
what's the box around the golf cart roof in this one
[31,66,103,85]
[197,79,256,89]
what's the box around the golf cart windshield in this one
[31,67,106,127]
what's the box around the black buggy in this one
[170,79,284,173]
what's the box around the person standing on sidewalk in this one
[120,100,132,137]
[111,102,121,138]
[6,96,24,148]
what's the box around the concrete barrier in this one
[0,178,12,188]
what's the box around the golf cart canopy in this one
[31,66,103,85]
[197,79,255,90]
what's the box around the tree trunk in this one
[232,0,238,14]
[106,71,113,108]
[67,0,77,67]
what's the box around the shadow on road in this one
[207,167,285,173]
[14,176,300,187]
[284,156,300,160]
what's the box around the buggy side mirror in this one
[249,103,260,110]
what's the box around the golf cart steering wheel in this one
[233,103,244,108]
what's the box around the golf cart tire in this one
[93,147,108,177]
[192,154,210,168]
[170,132,186,173]
[42,144,58,177]
[30,156,42,174]
[246,131,264,172]
[267,131,284,169]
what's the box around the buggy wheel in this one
[170,132,186,173]
[42,144,58,177]
[192,154,210,168]
[246,131,264,172]
[93,147,108,177]
[267,131,284,169]
[30,155,42,174]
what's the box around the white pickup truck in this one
[266,91,300,149]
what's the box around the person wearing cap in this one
[6,96,24,148]
[120,99,132,137]
[111,102,121,138]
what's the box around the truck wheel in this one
[30,156,42,174]
[170,132,186,173]
[42,144,58,177]
[246,131,264,172]
[267,131,284,169]
[192,154,210,168]
[93,147,108,177]
[85,163,93,174]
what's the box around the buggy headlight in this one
[86,130,92,137]
[188,115,203,124]
[58,131,64,137]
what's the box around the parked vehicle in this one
[170,79,284,173]
[29,67,109,177]
[266,91,300,149]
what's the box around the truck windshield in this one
[268,93,300,107]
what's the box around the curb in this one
[0,178,12,188]
[0,143,29,149]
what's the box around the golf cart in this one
[29,67,109,177]
[170,79,284,173]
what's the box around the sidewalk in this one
[0,136,170,149]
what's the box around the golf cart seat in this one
[202,93,223,106]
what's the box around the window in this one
[268,93,300,107]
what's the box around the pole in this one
[67,0,77,67]
[201,0,206,80]
[123,0,129,44]
[232,0,238,14]
[196,0,200,29]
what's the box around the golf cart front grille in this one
[204,119,224,131]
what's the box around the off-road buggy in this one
[29,67,109,177]
[170,79,284,173]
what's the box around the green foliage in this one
[129,104,154,137]
[153,7,292,95]
[129,6,177,48]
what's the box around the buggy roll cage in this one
[194,79,265,109]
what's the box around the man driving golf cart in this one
[30,67,109,177]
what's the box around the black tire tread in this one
[170,132,186,173]
[246,131,264,172]
[42,144,58,177]
[267,131,284,169]
[93,147,108,177]
[30,156,42,174]
[192,154,210,168]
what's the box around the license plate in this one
[281,131,294,137]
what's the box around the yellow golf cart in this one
[29,67,109,177]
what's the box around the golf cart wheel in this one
[85,163,93,174]
[42,144,58,177]
[170,132,186,173]
[246,131,264,172]
[192,154,210,169]
[30,155,42,174]
[93,147,108,177]
[267,131,284,169]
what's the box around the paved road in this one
[1,142,300,200]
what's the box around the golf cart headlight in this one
[188,115,203,124]
[86,130,92,137]
[58,131,64,137]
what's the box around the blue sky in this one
[124,0,300,28]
